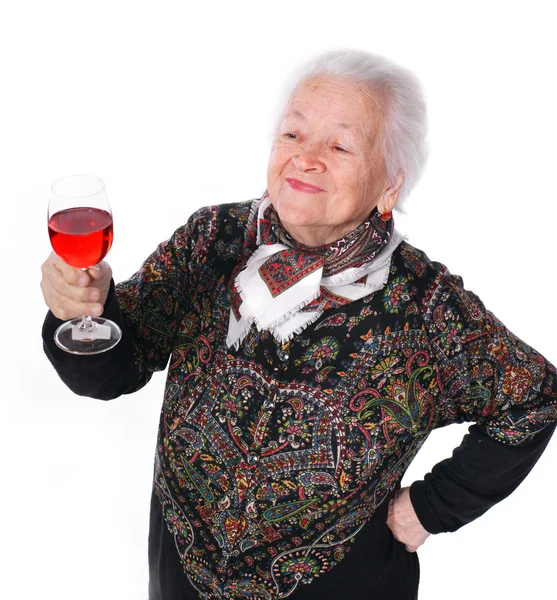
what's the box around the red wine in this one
[48,207,113,268]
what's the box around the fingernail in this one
[91,306,102,316]
[78,276,88,286]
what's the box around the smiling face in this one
[267,76,402,246]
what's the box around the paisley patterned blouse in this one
[43,200,557,600]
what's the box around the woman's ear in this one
[377,171,404,214]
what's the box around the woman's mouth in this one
[286,178,325,193]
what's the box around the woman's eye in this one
[283,132,297,139]
[333,145,347,152]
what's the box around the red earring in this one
[381,211,392,222]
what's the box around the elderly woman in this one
[41,50,556,600]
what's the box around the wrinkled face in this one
[267,76,395,246]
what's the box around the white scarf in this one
[226,197,404,348]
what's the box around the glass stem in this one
[77,267,96,334]
[79,315,96,333]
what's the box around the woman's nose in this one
[293,144,326,172]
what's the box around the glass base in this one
[54,317,122,355]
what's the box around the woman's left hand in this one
[386,487,431,552]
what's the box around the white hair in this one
[272,49,429,209]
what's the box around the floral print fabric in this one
[114,201,557,599]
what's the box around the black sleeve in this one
[410,421,556,533]
[42,280,147,400]
[410,270,557,533]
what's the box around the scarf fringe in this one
[271,310,324,344]
[322,266,374,287]
[227,318,252,350]
[260,287,322,330]
[378,263,391,287]
[228,308,325,347]
[256,195,273,245]
[247,198,260,233]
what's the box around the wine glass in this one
[48,174,122,354]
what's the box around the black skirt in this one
[148,493,419,600]
[289,498,419,600]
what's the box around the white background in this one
[1,1,556,599]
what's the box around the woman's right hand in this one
[40,252,113,320]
